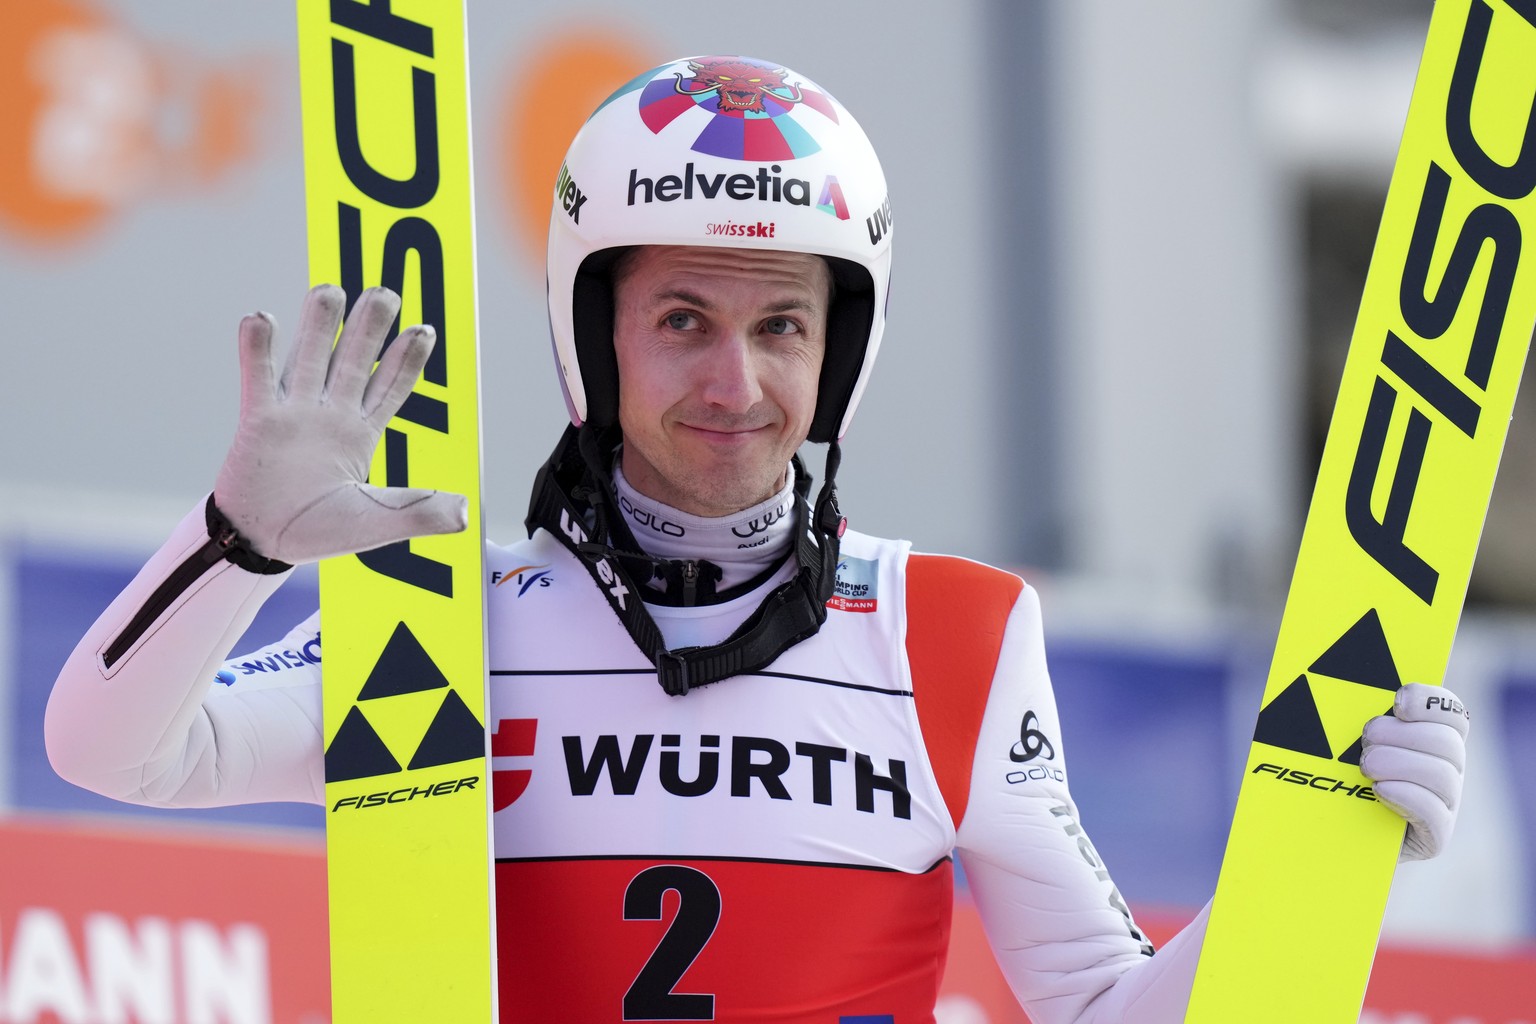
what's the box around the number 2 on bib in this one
[623,865,722,1021]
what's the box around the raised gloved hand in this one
[213,284,467,564]
[1359,682,1470,862]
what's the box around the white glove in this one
[213,284,467,564]
[1359,682,1470,862]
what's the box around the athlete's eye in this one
[664,311,698,331]
[762,316,799,336]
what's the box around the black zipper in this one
[100,523,243,669]
[681,560,699,606]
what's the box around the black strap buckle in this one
[528,425,844,695]
[656,651,691,696]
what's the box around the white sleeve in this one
[44,498,325,808]
[954,583,1207,1024]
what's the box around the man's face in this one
[612,245,831,518]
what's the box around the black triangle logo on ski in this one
[408,689,486,770]
[1253,676,1333,759]
[358,621,451,701]
[325,706,403,782]
[1308,609,1401,692]
[1334,699,1393,765]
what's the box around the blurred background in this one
[1,1,1532,1022]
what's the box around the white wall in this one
[1050,0,1300,617]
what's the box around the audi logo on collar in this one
[731,504,788,538]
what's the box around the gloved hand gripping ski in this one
[1360,682,1471,863]
[213,284,467,565]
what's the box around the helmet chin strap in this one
[526,423,845,695]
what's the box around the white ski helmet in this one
[546,55,893,444]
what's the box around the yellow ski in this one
[295,1,495,1020]
[1187,1,1536,1020]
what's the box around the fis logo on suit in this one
[492,564,553,597]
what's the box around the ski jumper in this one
[45,489,1207,1023]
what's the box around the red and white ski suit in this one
[46,498,1206,1023]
